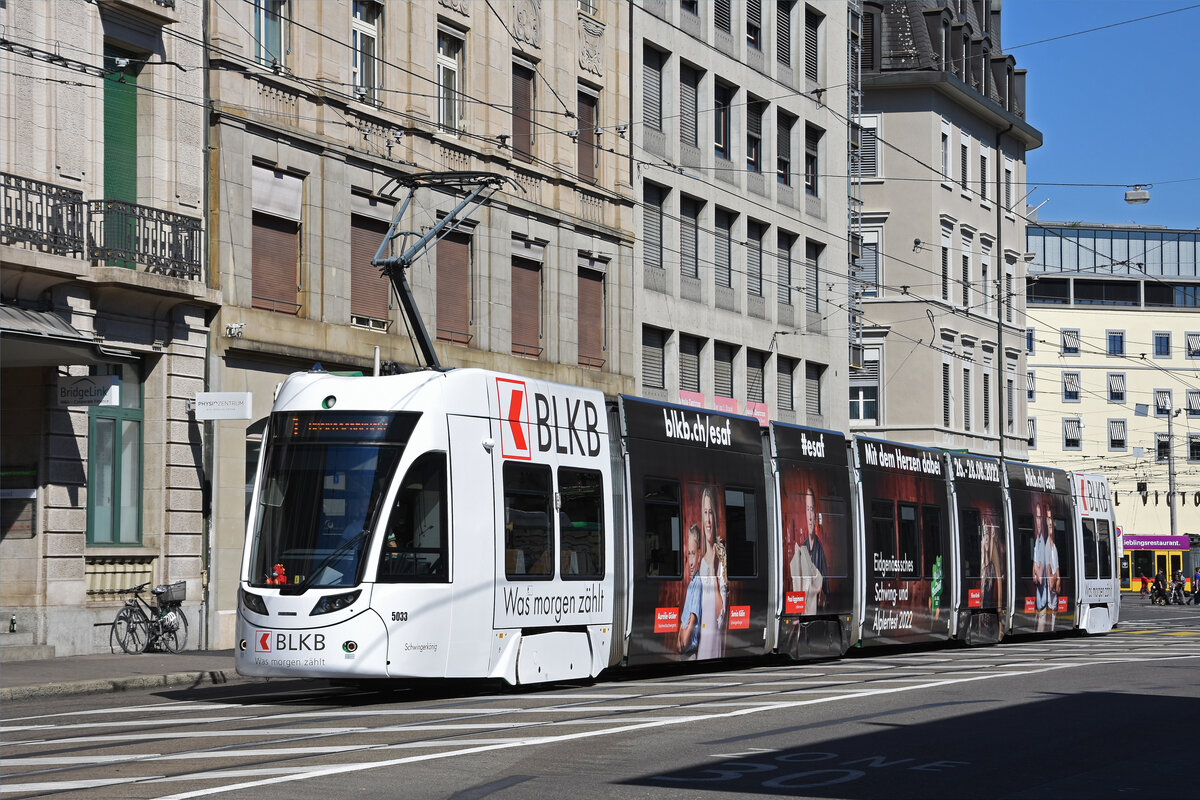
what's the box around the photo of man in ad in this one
[677,524,703,660]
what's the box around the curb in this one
[0,669,253,702]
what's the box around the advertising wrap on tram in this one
[1007,462,1075,635]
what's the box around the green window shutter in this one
[103,49,138,204]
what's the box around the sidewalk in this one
[1,649,250,703]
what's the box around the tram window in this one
[643,478,681,578]
[1132,550,1155,583]
[961,508,982,579]
[1016,514,1036,578]
[1096,520,1113,578]
[725,488,757,578]
[921,505,942,580]
[377,452,449,583]
[1081,519,1099,579]
[897,503,920,578]
[503,462,554,579]
[1051,516,1070,578]
[871,500,895,560]
[559,467,604,579]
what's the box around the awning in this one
[0,306,136,368]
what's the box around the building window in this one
[87,363,143,545]
[942,363,951,427]
[1026,370,1035,401]
[747,0,762,48]
[1004,158,1014,209]
[1006,376,1015,433]
[941,239,950,301]
[350,212,390,326]
[940,121,951,180]
[804,125,822,196]
[1155,389,1172,416]
[1109,419,1127,451]
[858,235,879,297]
[1026,417,1036,449]
[715,0,732,33]
[436,230,471,344]
[963,368,971,430]
[1107,372,1125,403]
[1188,389,1200,418]
[960,242,971,308]
[512,61,536,162]
[351,0,381,101]
[1187,333,1200,359]
[436,29,463,132]
[776,1,794,67]
[849,349,880,424]
[747,349,766,404]
[250,165,302,315]
[777,231,794,305]
[642,327,666,389]
[1063,418,1082,450]
[1107,330,1125,356]
[979,151,988,201]
[643,184,665,270]
[1157,432,1170,463]
[1061,329,1080,355]
[680,64,701,149]
[714,81,734,161]
[960,140,969,190]
[1154,332,1171,358]
[714,342,735,399]
[254,0,288,67]
[805,362,824,418]
[983,373,991,432]
[746,97,764,173]
[1025,327,1035,353]
[715,209,734,288]
[577,87,599,182]
[856,116,878,178]
[681,0,698,17]
[1062,371,1080,402]
[1190,434,1200,462]
[578,264,605,369]
[777,111,795,185]
[643,45,664,132]
[746,220,764,297]
[679,334,702,393]
[804,240,822,315]
[804,7,821,82]
[680,196,701,280]
[511,251,543,359]
[778,356,795,411]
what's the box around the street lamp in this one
[1124,185,1151,205]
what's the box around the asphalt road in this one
[3,599,1197,800]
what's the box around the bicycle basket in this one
[154,581,186,606]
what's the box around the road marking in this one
[2,755,162,766]
[2,777,161,794]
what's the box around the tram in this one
[235,368,1119,684]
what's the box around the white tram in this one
[236,368,1120,684]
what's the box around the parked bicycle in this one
[109,581,188,654]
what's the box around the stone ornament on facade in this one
[439,0,470,17]
[579,13,605,76]
[513,0,542,48]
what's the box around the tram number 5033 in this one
[391,611,409,622]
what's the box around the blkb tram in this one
[236,368,1119,684]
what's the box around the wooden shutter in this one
[104,48,138,205]
[644,47,663,131]
[251,212,300,314]
[643,327,665,389]
[983,373,991,430]
[680,66,699,148]
[861,9,875,70]
[804,9,820,81]
[350,215,390,323]
[679,335,701,392]
[777,1,792,67]
[511,257,541,356]
[859,124,877,177]
[578,90,597,182]
[578,267,604,368]
[512,64,534,163]
[941,246,950,299]
[942,363,951,426]
[747,350,764,403]
[714,342,734,398]
[963,368,971,430]
[436,230,470,343]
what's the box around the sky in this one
[1002,1,1200,231]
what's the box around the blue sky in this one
[1003,1,1200,230]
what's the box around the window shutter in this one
[679,335,701,392]
[859,124,877,177]
[1188,390,1200,413]
[1108,372,1125,397]
[961,253,970,307]
[777,115,792,162]
[436,231,470,342]
[777,234,793,304]
[805,243,819,313]
[680,66,699,148]
[805,363,822,415]
[776,1,792,67]
[942,363,951,426]
[511,257,541,356]
[858,242,878,296]
[1064,372,1081,396]
[1188,333,1200,356]
[714,343,734,398]
[715,210,732,287]
[960,142,968,188]
[251,212,300,314]
[778,357,794,411]
[747,350,764,403]
[861,10,875,70]
[578,268,604,368]
[1156,389,1172,412]
[715,0,731,33]
[1027,417,1036,445]
[643,48,663,131]
[804,10,820,81]
[577,90,597,182]
[1064,418,1082,441]
[681,198,700,279]
[963,368,971,430]
[747,221,763,296]
[644,185,664,270]
[642,328,665,389]
[512,64,534,162]
[851,355,879,386]
[983,373,991,430]
[941,245,949,299]
[350,215,390,322]
[1109,419,1126,444]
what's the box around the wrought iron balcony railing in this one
[1,172,87,257]
[88,199,202,280]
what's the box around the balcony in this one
[2,172,203,282]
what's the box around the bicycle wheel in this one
[160,607,189,653]
[111,606,150,654]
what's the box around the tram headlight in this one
[240,588,269,616]
[310,589,361,616]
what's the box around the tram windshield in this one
[248,411,420,591]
